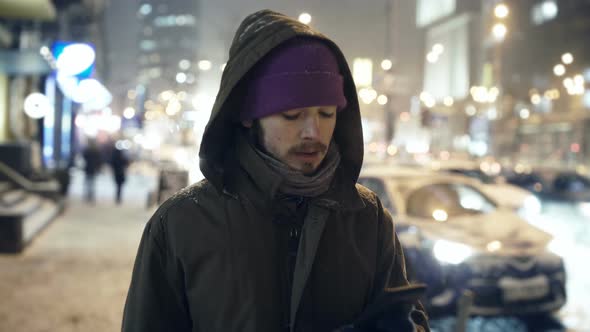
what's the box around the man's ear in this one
[241,120,253,128]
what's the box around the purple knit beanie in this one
[239,37,347,121]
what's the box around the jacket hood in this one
[199,9,363,191]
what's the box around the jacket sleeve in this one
[122,211,192,332]
[372,197,430,332]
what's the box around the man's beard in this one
[250,121,328,174]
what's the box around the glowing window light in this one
[353,58,373,87]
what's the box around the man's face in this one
[244,106,337,175]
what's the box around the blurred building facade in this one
[136,0,200,102]
[0,0,109,184]
[499,0,590,169]
[0,0,110,252]
[414,0,589,169]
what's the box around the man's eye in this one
[282,113,300,120]
[320,112,336,118]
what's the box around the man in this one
[122,10,429,332]
[81,139,102,203]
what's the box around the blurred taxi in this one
[358,166,567,316]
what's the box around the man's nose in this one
[301,115,320,140]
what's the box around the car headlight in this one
[519,195,542,217]
[578,202,590,218]
[547,239,568,257]
[433,240,473,265]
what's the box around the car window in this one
[357,177,396,214]
[554,174,590,192]
[406,183,495,220]
[449,169,494,184]
[508,173,545,192]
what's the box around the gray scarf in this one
[253,143,341,197]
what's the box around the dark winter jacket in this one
[122,9,429,332]
[111,148,129,184]
[82,144,102,176]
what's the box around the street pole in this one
[383,0,395,145]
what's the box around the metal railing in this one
[0,160,59,193]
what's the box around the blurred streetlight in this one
[561,53,573,65]
[420,91,435,105]
[542,1,559,19]
[352,58,373,87]
[377,94,388,105]
[198,60,212,71]
[494,3,509,19]
[159,90,174,101]
[179,59,191,70]
[298,12,312,25]
[426,52,438,63]
[432,43,444,55]
[544,89,560,100]
[123,107,136,119]
[443,96,454,106]
[39,46,51,57]
[492,23,507,41]
[553,64,566,76]
[139,4,152,16]
[127,89,137,99]
[175,72,187,84]
[358,88,377,104]
[519,108,530,119]
[24,93,53,119]
[381,59,392,71]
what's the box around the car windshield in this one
[448,169,495,184]
[554,174,590,192]
[405,183,496,220]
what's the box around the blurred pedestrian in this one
[110,145,129,204]
[123,9,429,332]
[81,139,102,203]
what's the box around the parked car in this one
[432,161,542,218]
[549,171,590,202]
[507,170,590,202]
[505,171,549,196]
[358,166,567,317]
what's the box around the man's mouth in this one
[293,151,320,160]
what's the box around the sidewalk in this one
[0,166,157,332]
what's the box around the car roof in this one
[360,165,477,185]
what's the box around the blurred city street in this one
[0,163,589,331]
[1,0,590,331]
[0,166,156,332]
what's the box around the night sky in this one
[102,0,422,96]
